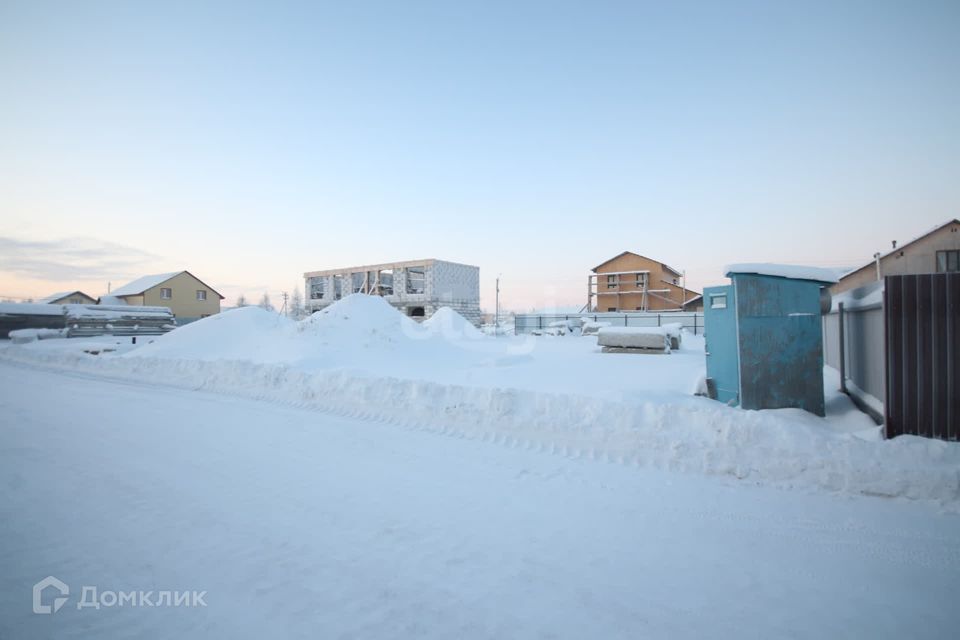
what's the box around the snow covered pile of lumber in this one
[597,327,671,352]
[581,321,610,336]
[64,304,176,337]
[663,322,683,350]
[8,328,67,344]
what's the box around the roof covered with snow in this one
[724,263,839,284]
[38,290,95,304]
[0,302,67,316]
[106,271,225,299]
[110,272,182,297]
[37,291,72,304]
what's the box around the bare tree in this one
[259,292,273,311]
[236,294,248,307]
[290,287,303,319]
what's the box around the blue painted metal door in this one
[703,285,739,405]
[733,275,826,416]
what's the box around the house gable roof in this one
[592,251,684,278]
[111,271,224,299]
[840,218,960,280]
[592,251,640,272]
[39,290,94,304]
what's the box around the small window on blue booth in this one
[710,293,727,309]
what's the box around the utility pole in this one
[280,291,289,316]
[495,275,501,336]
[682,270,686,308]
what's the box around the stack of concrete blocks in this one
[304,259,482,326]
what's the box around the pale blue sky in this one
[1,0,958,309]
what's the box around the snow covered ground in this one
[2,362,959,639]
[2,295,957,506]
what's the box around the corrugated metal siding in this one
[884,273,960,440]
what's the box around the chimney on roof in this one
[891,240,897,249]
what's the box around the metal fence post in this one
[838,302,847,393]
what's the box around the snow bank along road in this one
[1,362,959,639]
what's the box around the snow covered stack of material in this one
[0,302,69,337]
[597,327,671,353]
[65,304,176,337]
[8,328,66,344]
[581,321,611,336]
[663,322,683,350]
[423,307,484,341]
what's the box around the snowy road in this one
[1,361,958,639]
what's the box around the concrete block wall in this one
[304,259,481,326]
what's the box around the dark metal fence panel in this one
[884,273,959,441]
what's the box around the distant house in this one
[588,251,701,312]
[107,271,223,323]
[833,219,960,294]
[681,294,704,312]
[38,290,97,305]
[304,258,481,325]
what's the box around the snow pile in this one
[724,263,839,284]
[297,294,427,346]
[130,306,295,362]
[5,292,959,507]
[423,306,484,340]
[4,342,959,507]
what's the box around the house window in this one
[635,274,644,287]
[378,269,394,296]
[710,294,727,309]
[351,272,365,293]
[406,267,426,294]
[607,307,617,312]
[606,275,616,289]
[936,250,959,272]
[196,290,207,301]
[160,288,172,300]
[310,279,326,300]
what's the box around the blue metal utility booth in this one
[703,265,836,416]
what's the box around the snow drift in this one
[3,342,959,508]
[423,307,484,340]
[4,293,957,507]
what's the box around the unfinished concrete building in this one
[304,259,481,325]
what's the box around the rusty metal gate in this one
[884,273,960,440]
